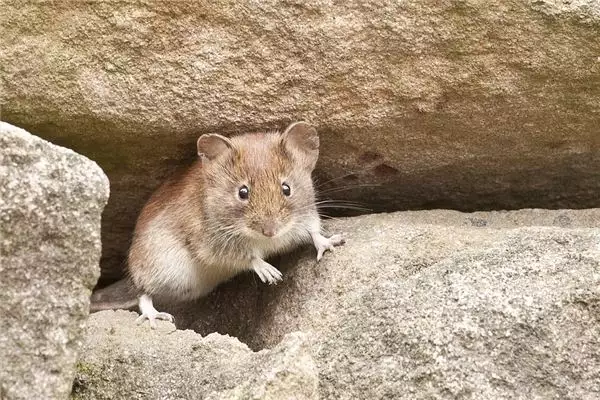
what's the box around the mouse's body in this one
[128,122,344,327]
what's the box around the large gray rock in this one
[0,122,109,400]
[2,1,600,283]
[89,209,600,399]
[72,310,317,400]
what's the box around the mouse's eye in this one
[281,182,291,197]
[238,185,250,200]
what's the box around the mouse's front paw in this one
[312,232,345,261]
[252,259,283,285]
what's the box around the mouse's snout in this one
[245,208,291,239]
[260,221,278,238]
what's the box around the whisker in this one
[317,183,383,195]
[318,205,371,210]
[315,200,367,207]
[317,204,372,212]
[316,200,366,204]
[318,214,345,222]
[292,199,371,213]
[314,171,366,188]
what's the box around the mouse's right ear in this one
[197,134,233,162]
[281,121,319,171]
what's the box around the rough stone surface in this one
[0,122,109,400]
[2,1,600,284]
[89,209,600,399]
[151,209,598,399]
[72,310,318,400]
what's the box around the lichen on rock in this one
[72,311,318,400]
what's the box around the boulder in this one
[0,122,109,400]
[89,209,600,399]
[72,310,318,400]
[2,1,600,283]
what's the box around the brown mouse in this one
[128,121,345,327]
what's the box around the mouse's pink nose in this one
[261,223,277,237]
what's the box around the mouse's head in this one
[197,121,319,242]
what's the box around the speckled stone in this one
[91,209,600,399]
[2,1,600,283]
[73,310,318,400]
[0,122,109,400]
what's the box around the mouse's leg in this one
[251,257,283,284]
[135,294,174,329]
[311,231,345,261]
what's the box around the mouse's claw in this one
[136,294,174,329]
[252,258,283,284]
[135,311,174,329]
[312,232,345,262]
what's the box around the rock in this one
[152,209,599,399]
[72,310,318,400]
[3,1,600,283]
[0,122,109,400]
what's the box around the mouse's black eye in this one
[238,185,250,200]
[281,183,291,197]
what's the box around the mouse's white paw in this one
[252,259,283,285]
[136,294,174,329]
[312,232,346,261]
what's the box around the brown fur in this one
[127,123,321,301]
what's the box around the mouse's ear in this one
[197,134,233,162]
[281,121,319,170]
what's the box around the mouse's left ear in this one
[197,133,233,162]
[281,121,319,171]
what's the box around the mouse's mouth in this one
[243,226,278,240]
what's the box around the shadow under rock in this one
[161,251,306,351]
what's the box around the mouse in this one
[128,121,345,328]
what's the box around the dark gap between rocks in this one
[161,248,311,351]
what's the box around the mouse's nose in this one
[261,222,277,237]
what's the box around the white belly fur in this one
[137,211,314,302]
[139,213,238,301]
